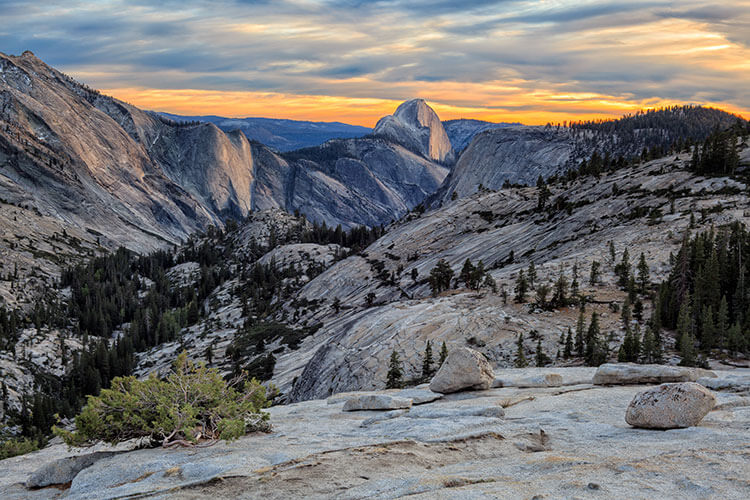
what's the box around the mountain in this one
[434,106,745,204]
[373,99,454,163]
[442,118,521,152]
[158,113,370,152]
[0,51,449,252]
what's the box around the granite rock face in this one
[593,363,716,385]
[26,451,117,488]
[429,347,495,393]
[374,99,454,163]
[0,52,450,253]
[625,382,716,429]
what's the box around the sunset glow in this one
[3,0,749,125]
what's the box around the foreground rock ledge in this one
[429,347,495,394]
[625,382,717,429]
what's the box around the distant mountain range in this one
[158,113,371,152]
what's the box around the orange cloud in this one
[104,86,748,127]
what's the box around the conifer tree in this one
[527,262,537,289]
[514,270,528,303]
[641,325,656,364]
[571,261,580,298]
[422,341,434,380]
[564,327,573,358]
[459,259,476,289]
[514,333,528,368]
[386,350,404,389]
[727,322,744,355]
[439,341,449,367]
[716,296,729,348]
[637,252,650,294]
[585,312,602,366]
[575,309,585,357]
[589,261,601,285]
[535,338,548,367]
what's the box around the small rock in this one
[493,373,563,388]
[593,363,716,385]
[26,452,117,488]
[408,405,504,419]
[342,394,413,411]
[697,375,750,393]
[395,388,443,405]
[625,382,716,429]
[513,429,551,452]
[587,482,600,490]
[429,347,495,394]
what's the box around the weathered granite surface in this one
[2,368,749,499]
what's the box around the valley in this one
[0,50,749,500]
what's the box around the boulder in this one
[342,394,413,412]
[493,373,563,388]
[625,382,716,429]
[593,363,716,385]
[26,451,118,488]
[429,347,495,394]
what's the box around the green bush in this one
[54,352,271,448]
[0,437,40,460]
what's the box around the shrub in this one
[0,437,40,460]
[54,352,271,448]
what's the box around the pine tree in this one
[439,341,448,366]
[701,305,716,349]
[585,312,602,366]
[422,341,434,380]
[527,262,537,289]
[716,296,729,348]
[608,241,616,268]
[678,330,697,367]
[575,309,585,357]
[564,327,573,358]
[514,270,528,303]
[637,252,650,294]
[459,259,476,289]
[621,298,632,329]
[727,322,744,355]
[429,259,454,296]
[386,350,404,389]
[571,261,580,298]
[514,333,528,368]
[641,325,656,364]
[589,261,601,285]
[535,338,548,367]
[615,249,631,288]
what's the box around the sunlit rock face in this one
[374,99,454,164]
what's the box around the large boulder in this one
[625,382,716,429]
[429,347,495,394]
[26,452,118,488]
[593,363,716,385]
[342,394,413,412]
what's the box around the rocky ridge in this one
[1,366,749,499]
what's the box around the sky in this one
[1,0,749,126]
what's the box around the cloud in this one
[1,0,747,124]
